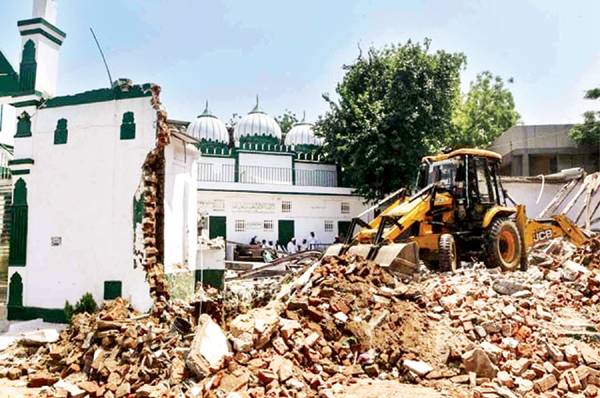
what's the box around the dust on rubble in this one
[0,235,599,398]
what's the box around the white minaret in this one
[16,0,65,97]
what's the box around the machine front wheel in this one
[484,218,522,271]
[438,233,458,272]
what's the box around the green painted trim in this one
[9,179,28,266]
[292,156,296,185]
[8,158,34,165]
[17,18,67,38]
[8,273,23,307]
[120,112,136,140]
[19,29,64,46]
[42,83,153,109]
[0,50,19,96]
[8,305,66,323]
[234,150,240,182]
[15,112,32,138]
[194,269,225,290]
[236,149,294,156]
[104,281,122,300]
[200,153,235,159]
[53,118,68,144]
[11,169,30,175]
[197,187,360,197]
[19,40,37,92]
[11,100,41,108]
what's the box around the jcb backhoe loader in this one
[325,148,588,272]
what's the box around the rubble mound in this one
[2,297,200,397]
[203,255,461,397]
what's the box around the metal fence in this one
[295,169,337,187]
[0,149,11,180]
[239,165,292,185]
[198,163,339,187]
[198,163,235,183]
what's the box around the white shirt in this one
[287,241,297,254]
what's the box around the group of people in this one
[249,231,320,254]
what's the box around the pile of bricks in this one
[0,235,599,397]
[420,237,600,397]
[1,297,201,397]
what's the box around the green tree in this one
[316,40,465,200]
[275,109,299,142]
[449,71,519,148]
[570,88,600,145]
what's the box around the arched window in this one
[8,272,23,307]
[15,112,31,138]
[54,118,68,144]
[9,178,28,266]
[19,40,37,92]
[120,112,136,140]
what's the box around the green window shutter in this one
[53,118,68,144]
[9,179,28,266]
[8,272,23,307]
[15,112,32,138]
[120,111,135,140]
[104,281,122,300]
[19,40,37,92]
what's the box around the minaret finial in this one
[199,100,213,117]
[251,95,262,113]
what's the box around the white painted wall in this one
[164,136,199,273]
[198,190,367,246]
[0,104,16,146]
[13,96,156,311]
[8,93,201,313]
[502,181,563,218]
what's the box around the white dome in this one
[234,97,281,142]
[285,121,323,146]
[186,102,229,143]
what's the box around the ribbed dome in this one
[234,97,282,142]
[285,118,322,146]
[186,102,229,143]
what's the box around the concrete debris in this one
[0,234,598,397]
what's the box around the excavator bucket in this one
[322,243,346,258]
[372,242,420,274]
[346,244,375,259]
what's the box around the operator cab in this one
[416,149,506,221]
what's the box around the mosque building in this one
[177,98,366,252]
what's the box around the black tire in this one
[439,233,458,272]
[484,218,522,271]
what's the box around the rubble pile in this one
[1,236,599,397]
[1,298,200,397]
[196,255,458,397]
[419,236,600,397]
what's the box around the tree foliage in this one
[449,71,519,148]
[316,40,465,200]
[276,109,299,141]
[570,88,600,145]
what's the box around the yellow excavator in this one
[325,148,588,272]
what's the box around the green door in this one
[209,216,227,240]
[338,220,351,241]
[278,220,294,246]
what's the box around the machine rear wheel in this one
[439,233,458,272]
[484,218,522,271]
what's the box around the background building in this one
[176,100,368,252]
[489,124,600,176]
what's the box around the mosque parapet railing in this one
[198,163,235,183]
[198,163,338,187]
